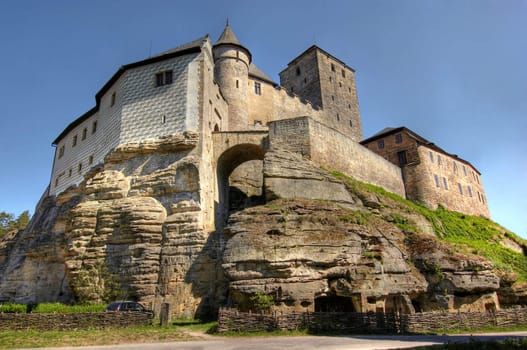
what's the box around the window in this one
[88,155,94,165]
[437,155,442,166]
[110,92,116,107]
[458,183,463,195]
[462,165,467,176]
[429,151,434,163]
[442,177,448,190]
[58,145,65,159]
[434,174,440,187]
[68,168,72,177]
[331,95,335,101]
[477,192,482,202]
[236,79,239,88]
[331,63,335,72]
[161,115,166,124]
[342,69,346,78]
[349,120,353,128]
[377,140,385,149]
[82,128,87,140]
[397,151,408,166]
[467,186,473,197]
[78,162,82,174]
[92,121,97,134]
[254,82,261,95]
[453,162,458,173]
[296,67,301,76]
[72,135,77,147]
[336,113,340,121]
[155,70,173,87]
[395,134,403,143]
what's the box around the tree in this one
[0,210,31,238]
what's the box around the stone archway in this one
[215,143,266,230]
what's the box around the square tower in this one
[279,46,363,142]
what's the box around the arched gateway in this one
[212,131,269,229]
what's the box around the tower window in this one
[296,67,301,76]
[342,69,346,78]
[155,70,173,87]
[88,155,94,166]
[58,145,65,159]
[82,128,87,140]
[254,82,261,95]
[349,120,353,128]
[110,92,116,106]
[429,151,434,163]
[442,177,448,190]
[377,140,384,149]
[72,135,77,147]
[92,120,98,134]
[395,134,403,143]
[78,162,83,174]
[458,183,463,195]
[336,113,340,121]
[236,80,239,88]
[331,63,335,72]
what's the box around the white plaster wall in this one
[120,53,200,144]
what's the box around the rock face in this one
[0,133,223,318]
[0,140,515,317]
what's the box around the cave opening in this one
[315,295,356,312]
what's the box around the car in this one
[104,301,149,312]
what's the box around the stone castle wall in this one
[268,117,405,197]
[405,147,490,217]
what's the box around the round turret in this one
[213,23,251,131]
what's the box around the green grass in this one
[0,325,191,349]
[331,171,527,283]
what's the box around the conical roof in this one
[215,23,242,46]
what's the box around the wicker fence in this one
[0,312,153,331]
[218,307,527,334]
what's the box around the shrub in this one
[0,303,27,313]
[32,303,106,313]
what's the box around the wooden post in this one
[160,302,172,327]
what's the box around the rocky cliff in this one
[0,139,525,318]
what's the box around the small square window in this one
[377,140,385,149]
[395,134,403,143]
[155,70,173,87]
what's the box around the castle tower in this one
[213,23,252,131]
[279,46,363,142]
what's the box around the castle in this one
[49,23,489,220]
[0,23,502,317]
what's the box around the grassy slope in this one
[332,171,527,283]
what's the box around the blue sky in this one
[0,0,525,237]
